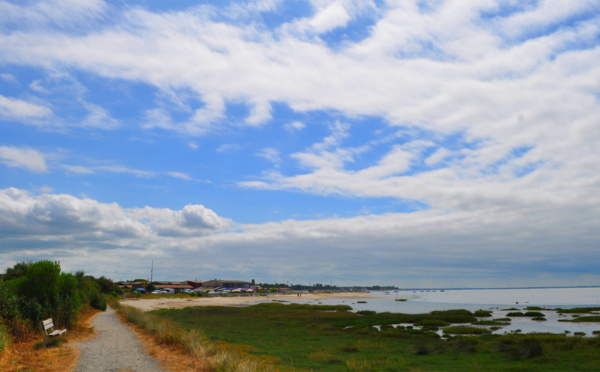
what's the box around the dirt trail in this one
[72,306,164,372]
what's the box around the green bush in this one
[90,292,107,311]
[6,261,81,330]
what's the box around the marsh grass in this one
[151,303,600,371]
[443,326,491,335]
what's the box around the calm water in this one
[259,287,600,336]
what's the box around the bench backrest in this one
[42,318,55,331]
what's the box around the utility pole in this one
[150,260,154,284]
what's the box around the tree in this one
[3,262,32,281]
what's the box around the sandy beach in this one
[121,292,372,312]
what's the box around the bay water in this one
[267,287,600,336]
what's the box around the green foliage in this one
[0,260,123,344]
[2,262,32,281]
[56,272,81,327]
[474,310,493,317]
[90,292,107,311]
[17,260,63,328]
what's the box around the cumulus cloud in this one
[0,146,48,172]
[0,188,229,243]
[1,186,598,286]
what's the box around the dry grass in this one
[0,307,101,372]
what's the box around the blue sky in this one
[1,0,599,287]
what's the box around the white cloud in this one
[257,147,282,165]
[216,143,242,153]
[166,171,192,181]
[0,73,18,84]
[0,95,52,119]
[0,186,598,286]
[284,121,306,132]
[0,146,48,172]
[62,164,94,175]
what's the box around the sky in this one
[1,0,599,288]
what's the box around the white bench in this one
[40,318,67,345]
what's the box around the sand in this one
[121,292,371,312]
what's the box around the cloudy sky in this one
[1,0,599,288]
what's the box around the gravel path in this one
[73,306,165,372]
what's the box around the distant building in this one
[154,284,193,293]
[118,281,146,290]
[197,279,252,289]
[187,280,203,289]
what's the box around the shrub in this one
[56,272,81,327]
[90,292,107,311]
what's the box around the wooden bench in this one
[40,318,67,345]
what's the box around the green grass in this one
[154,303,600,371]
[567,316,600,323]
[443,326,491,335]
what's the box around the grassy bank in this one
[152,303,600,371]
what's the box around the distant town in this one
[118,278,399,294]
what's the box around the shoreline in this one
[121,292,377,312]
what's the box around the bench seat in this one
[40,318,67,345]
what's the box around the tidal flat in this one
[153,302,600,371]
